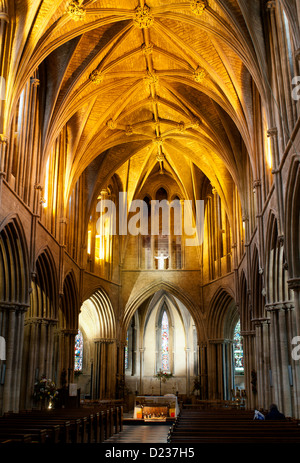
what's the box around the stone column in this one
[241,331,256,410]
[185,347,191,395]
[1,304,28,413]
[198,342,208,400]
[289,281,300,418]
[267,128,285,236]
[59,329,77,384]
[139,348,145,395]
[0,134,8,176]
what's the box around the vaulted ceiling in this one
[6,0,271,219]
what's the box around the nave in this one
[1,0,300,434]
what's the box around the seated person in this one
[265,404,285,420]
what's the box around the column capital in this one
[288,278,300,291]
[266,1,276,11]
[30,77,40,87]
[0,13,9,23]
[267,127,278,138]
[253,179,261,189]
[0,134,8,145]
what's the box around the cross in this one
[154,252,169,270]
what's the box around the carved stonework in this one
[66,0,86,21]
[178,122,186,132]
[156,153,165,163]
[107,119,117,130]
[89,69,103,84]
[191,117,201,128]
[153,137,164,147]
[134,5,154,29]
[142,43,154,56]
[144,71,159,87]
[191,0,206,16]
[194,67,206,83]
[126,125,133,136]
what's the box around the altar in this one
[133,395,179,421]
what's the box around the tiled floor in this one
[105,425,170,443]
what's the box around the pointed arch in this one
[80,287,116,340]
[239,270,250,332]
[60,270,80,331]
[0,214,30,306]
[265,212,291,305]
[207,286,238,340]
[285,155,300,280]
[29,246,59,319]
[251,246,265,320]
[122,281,204,341]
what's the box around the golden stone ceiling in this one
[6,0,270,217]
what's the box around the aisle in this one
[105,425,170,443]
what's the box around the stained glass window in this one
[234,321,244,374]
[161,311,170,371]
[74,330,83,371]
[125,332,129,370]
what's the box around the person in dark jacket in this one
[265,404,286,420]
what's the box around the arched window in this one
[74,330,83,371]
[161,311,170,372]
[233,321,244,374]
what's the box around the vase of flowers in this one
[154,369,173,395]
[33,374,59,409]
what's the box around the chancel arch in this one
[124,289,199,397]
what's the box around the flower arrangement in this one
[33,375,59,407]
[154,369,173,383]
[154,369,173,395]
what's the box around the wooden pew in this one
[168,408,300,444]
[0,432,33,444]
[0,403,124,444]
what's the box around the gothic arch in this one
[0,215,30,413]
[29,247,59,319]
[60,270,80,331]
[285,155,300,280]
[265,212,290,305]
[207,286,238,341]
[0,214,30,306]
[80,287,116,341]
[239,270,250,332]
[122,281,204,342]
[251,246,265,320]
[78,288,117,400]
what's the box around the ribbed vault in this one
[3,0,275,229]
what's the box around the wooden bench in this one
[169,408,300,444]
[0,404,124,444]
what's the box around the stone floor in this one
[105,424,170,443]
